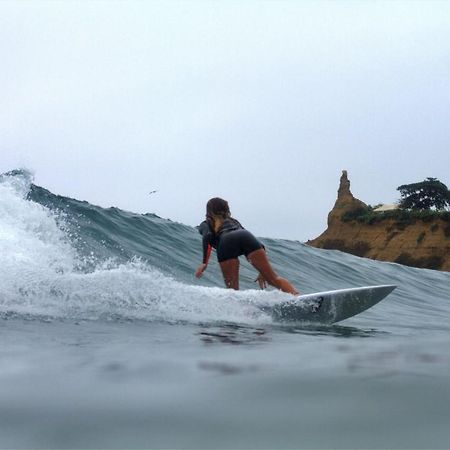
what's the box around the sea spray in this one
[0,170,281,323]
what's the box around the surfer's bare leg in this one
[219,258,240,290]
[247,249,298,295]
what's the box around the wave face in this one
[1,169,449,329]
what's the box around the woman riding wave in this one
[195,197,298,295]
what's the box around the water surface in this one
[1,170,449,448]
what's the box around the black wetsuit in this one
[198,218,264,263]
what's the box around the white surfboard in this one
[260,285,396,324]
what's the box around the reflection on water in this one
[197,322,384,346]
[196,324,268,375]
[278,323,386,338]
[5,316,385,347]
[197,323,270,345]
[197,323,389,345]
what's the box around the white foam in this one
[0,173,76,272]
[0,173,279,324]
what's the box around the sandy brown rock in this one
[308,171,450,272]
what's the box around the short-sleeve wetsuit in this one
[198,218,264,264]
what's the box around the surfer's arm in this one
[195,243,212,278]
[202,241,212,265]
[195,221,214,278]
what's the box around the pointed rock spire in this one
[327,170,368,226]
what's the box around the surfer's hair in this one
[206,197,231,219]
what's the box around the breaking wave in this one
[1,169,449,328]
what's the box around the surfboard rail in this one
[261,285,397,324]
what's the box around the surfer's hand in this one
[255,274,267,290]
[195,263,207,278]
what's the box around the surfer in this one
[195,197,299,295]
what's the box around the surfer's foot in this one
[274,277,298,295]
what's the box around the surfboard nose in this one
[373,285,397,300]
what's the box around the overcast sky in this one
[1,0,449,241]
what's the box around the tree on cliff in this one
[397,178,450,210]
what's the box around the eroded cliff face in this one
[308,171,450,272]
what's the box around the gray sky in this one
[1,0,449,241]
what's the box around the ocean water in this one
[1,169,449,449]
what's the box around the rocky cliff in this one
[307,171,450,272]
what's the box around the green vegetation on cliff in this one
[341,177,450,233]
[397,177,450,211]
[342,208,450,230]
